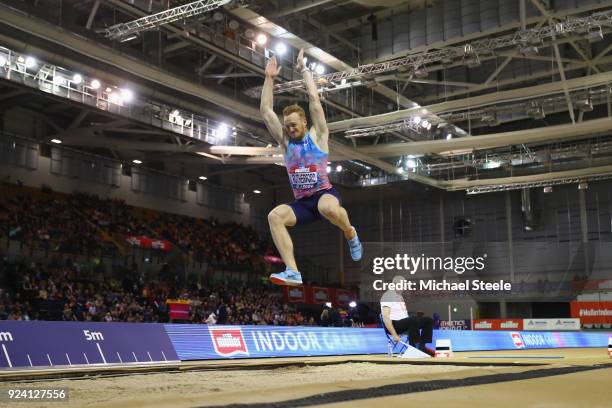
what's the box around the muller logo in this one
[500,321,519,329]
[474,321,492,329]
[510,332,525,349]
[209,327,249,357]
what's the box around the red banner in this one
[125,235,172,252]
[333,289,354,306]
[167,301,190,320]
[571,301,612,325]
[282,285,355,306]
[472,319,523,330]
[284,286,306,303]
[311,287,330,304]
[264,255,283,264]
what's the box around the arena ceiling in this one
[1,0,612,194]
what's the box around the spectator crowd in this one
[0,184,356,327]
[0,184,274,274]
[0,259,312,326]
[0,186,116,256]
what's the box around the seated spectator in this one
[380,276,433,354]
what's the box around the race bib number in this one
[289,166,318,190]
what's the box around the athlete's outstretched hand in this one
[265,56,281,78]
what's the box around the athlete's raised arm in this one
[260,56,285,148]
[297,49,329,150]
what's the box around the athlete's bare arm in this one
[260,56,285,148]
[297,49,329,152]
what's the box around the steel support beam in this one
[419,54,612,103]
[357,118,612,158]
[104,0,231,40]
[451,164,612,191]
[0,6,261,120]
[552,37,576,123]
[329,70,612,133]
[85,0,100,30]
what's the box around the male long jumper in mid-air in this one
[259,49,362,286]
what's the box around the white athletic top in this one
[380,290,409,321]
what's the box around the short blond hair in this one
[282,104,306,119]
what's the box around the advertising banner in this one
[311,287,330,304]
[167,300,190,320]
[282,286,355,306]
[432,329,611,351]
[523,319,553,331]
[165,325,388,360]
[263,255,283,264]
[1,322,609,368]
[439,320,471,330]
[550,319,582,331]
[571,301,612,325]
[125,235,172,251]
[472,319,523,331]
[0,321,179,369]
[165,324,612,360]
[284,286,306,303]
[333,289,354,306]
[523,318,581,331]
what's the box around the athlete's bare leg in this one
[267,204,299,271]
[317,194,356,239]
[318,193,362,261]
